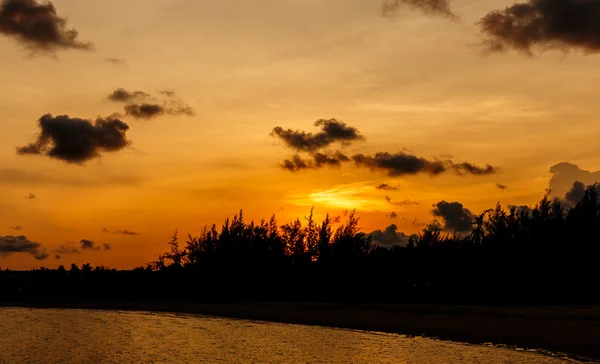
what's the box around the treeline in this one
[2,186,600,305]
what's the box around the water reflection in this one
[0,308,583,363]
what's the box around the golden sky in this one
[2,0,600,269]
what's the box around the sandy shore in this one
[3,301,600,361]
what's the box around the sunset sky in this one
[2,0,600,269]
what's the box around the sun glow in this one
[286,183,391,211]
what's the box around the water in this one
[0,308,584,363]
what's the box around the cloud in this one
[389,211,398,219]
[385,196,420,206]
[0,0,93,53]
[379,0,457,19]
[281,151,350,172]
[353,152,496,177]
[549,162,600,198]
[9,226,22,231]
[26,193,36,199]
[54,240,108,258]
[16,114,131,164]
[564,181,586,206]
[107,88,149,102]
[102,228,110,233]
[271,119,364,152]
[53,244,79,259]
[497,183,508,190]
[271,120,496,177]
[124,103,165,119]
[79,239,100,251]
[431,201,474,232]
[352,152,446,176]
[376,184,398,191]
[107,88,195,120]
[369,224,412,247]
[105,58,127,66]
[279,149,497,178]
[0,235,47,260]
[479,0,600,54]
[113,229,138,236]
[449,162,497,176]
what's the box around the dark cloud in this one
[281,152,350,172]
[564,181,586,206]
[124,103,165,119]
[353,153,496,177]
[431,201,474,232]
[26,193,36,199]
[107,88,149,102]
[279,150,496,177]
[271,119,364,152]
[353,152,446,176]
[497,183,508,190]
[105,58,127,66]
[281,155,310,172]
[376,184,398,191]
[449,162,497,176]
[54,240,108,258]
[389,212,398,219]
[0,0,93,53]
[16,114,131,164]
[370,224,412,247]
[9,226,22,231]
[549,162,600,198]
[113,229,138,236]
[102,228,110,233]
[108,88,194,120]
[386,196,420,206]
[479,0,600,54]
[379,0,457,19]
[79,239,100,251]
[0,235,47,260]
[53,244,79,257]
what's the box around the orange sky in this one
[2,0,600,269]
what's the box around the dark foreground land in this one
[3,301,600,361]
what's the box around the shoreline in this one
[3,301,600,361]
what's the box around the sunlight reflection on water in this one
[0,308,584,363]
